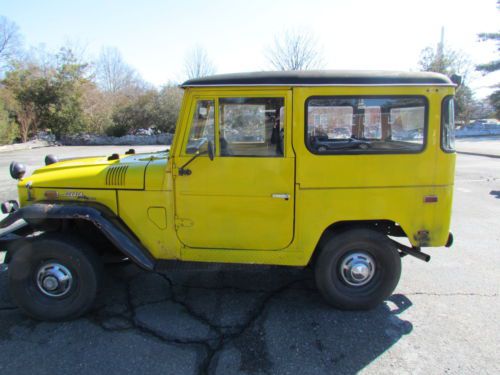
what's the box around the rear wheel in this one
[315,229,401,310]
[8,233,103,321]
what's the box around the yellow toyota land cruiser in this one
[0,70,457,321]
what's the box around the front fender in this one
[0,202,156,270]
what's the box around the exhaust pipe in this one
[390,239,431,262]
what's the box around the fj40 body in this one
[0,70,457,320]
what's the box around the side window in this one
[441,96,455,152]
[185,100,215,154]
[306,96,427,154]
[219,97,285,157]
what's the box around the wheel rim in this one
[339,252,376,287]
[36,262,73,298]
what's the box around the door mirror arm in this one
[179,152,203,176]
[207,140,214,161]
[178,140,215,176]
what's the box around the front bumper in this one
[0,201,31,263]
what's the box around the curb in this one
[0,141,56,153]
[456,151,500,159]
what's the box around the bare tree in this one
[95,47,142,93]
[16,101,37,143]
[419,45,475,124]
[184,46,216,80]
[419,46,473,83]
[61,38,90,66]
[81,82,114,134]
[0,16,22,71]
[267,30,323,71]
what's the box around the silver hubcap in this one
[36,262,73,297]
[339,252,376,287]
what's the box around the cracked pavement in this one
[0,263,416,375]
[0,146,499,374]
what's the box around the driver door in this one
[174,91,295,250]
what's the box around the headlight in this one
[9,161,26,180]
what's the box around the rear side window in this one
[441,96,455,152]
[306,96,427,154]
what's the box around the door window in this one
[219,97,285,157]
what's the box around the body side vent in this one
[105,165,128,186]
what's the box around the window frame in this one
[440,95,456,153]
[304,95,429,155]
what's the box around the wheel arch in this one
[308,219,407,265]
[0,202,156,270]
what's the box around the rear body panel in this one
[293,86,456,249]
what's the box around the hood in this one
[21,151,169,190]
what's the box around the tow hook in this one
[390,239,431,262]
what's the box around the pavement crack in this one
[167,283,273,294]
[0,305,17,311]
[90,272,217,373]
[406,291,497,297]
[199,278,311,375]
[158,274,224,336]
[89,269,313,375]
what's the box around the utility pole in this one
[437,26,445,70]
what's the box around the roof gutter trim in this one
[181,83,456,88]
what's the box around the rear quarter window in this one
[305,96,428,154]
[441,96,455,153]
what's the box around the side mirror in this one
[186,138,215,160]
[450,74,462,87]
[186,145,199,154]
[187,138,208,155]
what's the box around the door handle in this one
[271,193,290,200]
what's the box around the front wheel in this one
[315,229,401,310]
[8,233,103,321]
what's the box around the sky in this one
[1,0,499,97]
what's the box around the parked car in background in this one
[470,118,499,125]
[310,135,371,151]
[134,128,154,136]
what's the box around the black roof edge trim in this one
[181,70,454,87]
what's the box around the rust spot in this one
[414,230,430,246]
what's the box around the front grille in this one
[105,166,128,186]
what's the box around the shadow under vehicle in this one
[0,262,414,374]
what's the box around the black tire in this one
[315,229,401,310]
[8,233,103,321]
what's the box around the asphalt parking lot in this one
[0,146,498,375]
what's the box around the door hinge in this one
[175,217,194,228]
